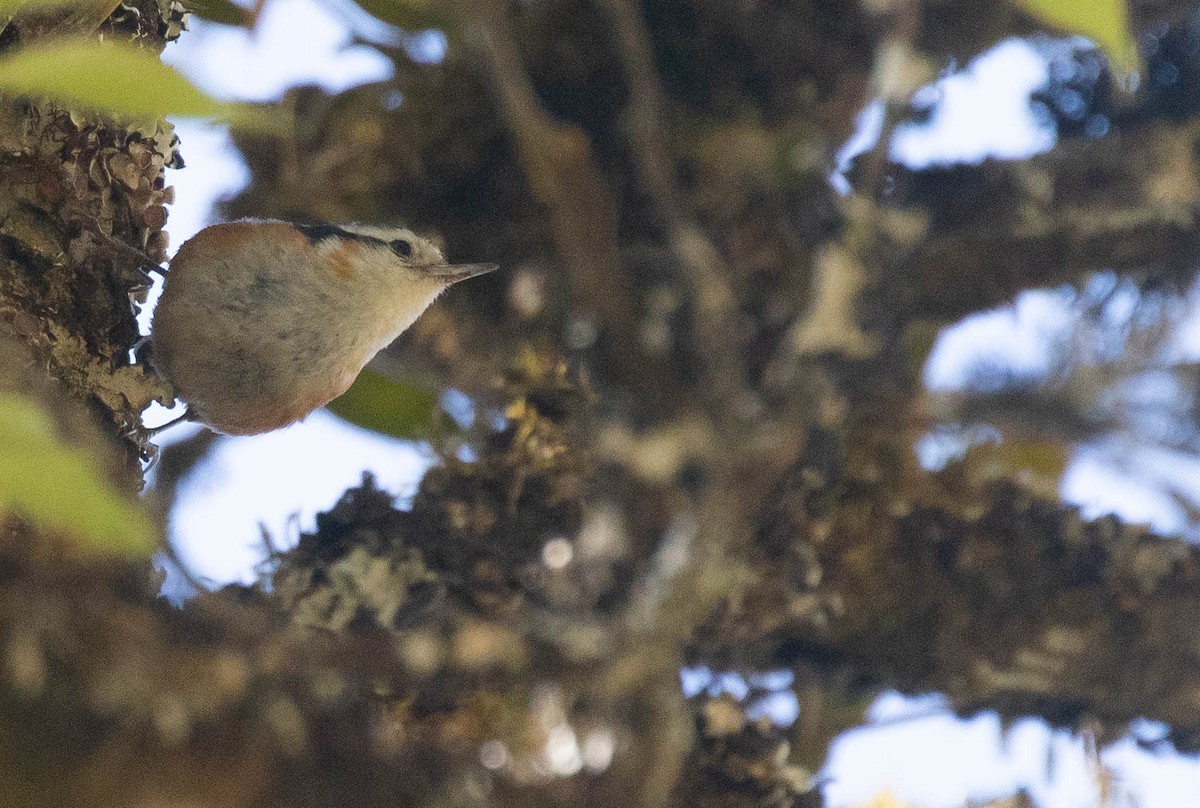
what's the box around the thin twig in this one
[456,0,681,409]
[146,427,221,593]
[596,0,747,411]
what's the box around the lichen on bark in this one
[0,0,183,474]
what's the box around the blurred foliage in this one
[0,38,275,129]
[0,392,153,557]
[1033,11,1200,139]
[325,367,442,440]
[351,0,453,33]
[1015,0,1138,73]
[953,439,1071,500]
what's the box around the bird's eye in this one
[390,239,413,258]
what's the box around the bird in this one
[148,219,497,436]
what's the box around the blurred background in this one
[142,1,1200,805]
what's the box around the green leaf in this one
[0,1,120,39]
[1015,0,1138,74]
[0,38,275,129]
[185,0,254,27]
[0,0,106,15]
[0,393,154,557]
[326,368,440,440]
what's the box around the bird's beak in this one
[423,263,499,283]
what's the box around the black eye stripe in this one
[291,222,399,251]
[293,223,373,246]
